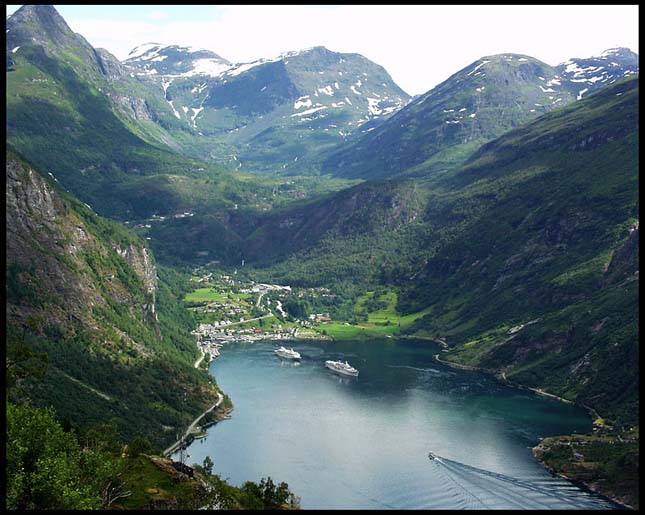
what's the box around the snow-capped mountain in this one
[556,47,639,100]
[321,48,639,180]
[322,53,577,179]
[123,43,232,77]
[123,44,411,172]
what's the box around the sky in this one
[6,4,639,95]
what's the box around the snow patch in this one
[191,82,208,94]
[577,88,589,100]
[183,58,231,78]
[345,97,353,105]
[128,43,162,59]
[366,97,382,115]
[469,113,476,118]
[168,100,181,119]
[318,85,334,96]
[467,60,490,76]
[290,106,328,117]
[12,46,20,53]
[161,78,173,95]
[350,85,362,95]
[294,97,313,109]
[191,107,204,121]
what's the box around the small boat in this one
[428,452,436,461]
[274,346,301,360]
[325,359,359,377]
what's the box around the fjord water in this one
[183,339,617,509]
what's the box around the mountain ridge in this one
[321,49,638,180]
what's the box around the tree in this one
[202,455,214,476]
[6,325,48,398]
[7,402,102,509]
[128,435,155,458]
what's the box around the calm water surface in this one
[179,339,618,509]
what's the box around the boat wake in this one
[424,454,612,510]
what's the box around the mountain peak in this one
[8,4,74,46]
[600,47,637,57]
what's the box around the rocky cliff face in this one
[115,243,159,327]
[7,151,160,355]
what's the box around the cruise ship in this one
[325,360,359,377]
[274,346,301,360]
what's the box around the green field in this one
[184,288,251,304]
[310,291,435,340]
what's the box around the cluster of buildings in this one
[309,313,332,323]
[192,322,296,346]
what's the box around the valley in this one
[5,4,638,511]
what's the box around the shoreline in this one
[433,353,609,429]
[188,338,630,509]
[431,352,634,510]
[163,392,224,458]
[532,448,635,511]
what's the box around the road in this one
[221,313,273,327]
[163,392,224,457]
[194,348,205,368]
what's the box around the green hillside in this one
[6,150,222,448]
[399,76,639,425]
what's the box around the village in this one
[186,270,335,363]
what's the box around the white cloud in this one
[149,10,168,21]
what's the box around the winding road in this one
[163,392,224,457]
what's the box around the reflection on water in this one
[176,339,618,510]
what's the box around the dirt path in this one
[58,369,112,401]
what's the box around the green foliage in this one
[223,476,300,510]
[406,78,639,425]
[202,456,214,476]
[6,324,49,398]
[536,432,639,509]
[128,436,156,458]
[6,401,112,510]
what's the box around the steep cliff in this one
[6,150,219,446]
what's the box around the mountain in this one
[145,179,429,284]
[6,5,297,221]
[557,47,639,100]
[6,149,226,447]
[123,42,232,77]
[398,76,639,424]
[321,50,638,180]
[159,77,638,427]
[123,44,411,173]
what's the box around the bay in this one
[178,339,618,509]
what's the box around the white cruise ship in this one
[325,360,359,377]
[274,346,301,360]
